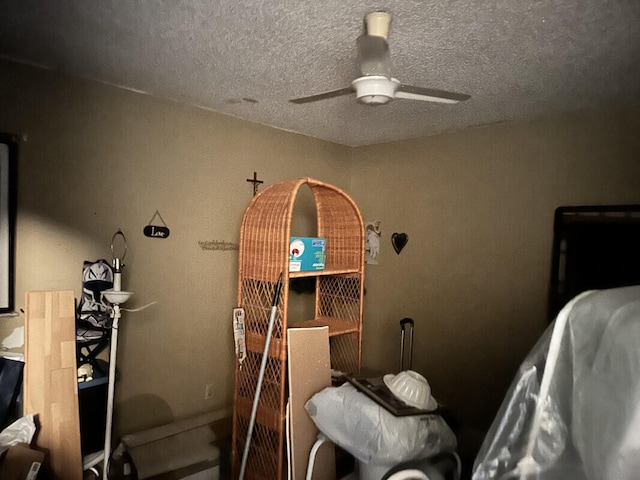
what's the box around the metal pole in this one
[103,304,121,480]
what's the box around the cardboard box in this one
[289,237,326,272]
[0,443,44,480]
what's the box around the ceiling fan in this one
[290,11,470,106]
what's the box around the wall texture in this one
[1,59,639,455]
[0,61,351,437]
[349,107,640,439]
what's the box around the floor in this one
[81,425,481,479]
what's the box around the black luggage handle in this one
[400,317,414,371]
[400,318,414,329]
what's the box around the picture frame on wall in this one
[0,133,18,314]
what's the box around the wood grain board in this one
[24,290,83,479]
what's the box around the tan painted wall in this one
[2,59,639,452]
[0,61,350,437]
[350,107,640,433]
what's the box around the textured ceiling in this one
[1,1,639,146]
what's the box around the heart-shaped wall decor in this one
[392,233,408,254]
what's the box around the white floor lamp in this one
[100,230,133,480]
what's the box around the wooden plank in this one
[24,290,83,480]
[287,326,335,480]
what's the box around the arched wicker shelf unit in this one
[231,177,365,479]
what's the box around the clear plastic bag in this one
[305,383,457,465]
[473,286,640,480]
[0,414,36,456]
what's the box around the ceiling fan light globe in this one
[359,95,391,105]
[352,76,399,105]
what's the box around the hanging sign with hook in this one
[144,210,170,239]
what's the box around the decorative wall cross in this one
[246,171,264,196]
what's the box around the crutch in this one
[400,317,414,371]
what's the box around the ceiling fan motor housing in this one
[352,76,400,105]
[365,12,391,39]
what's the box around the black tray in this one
[346,376,439,417]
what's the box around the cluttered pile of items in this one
[305,318,460,480]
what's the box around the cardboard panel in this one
[24,290,82,479]
[287,326,335,480]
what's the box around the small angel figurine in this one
[366,221,382,264]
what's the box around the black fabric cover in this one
[0,357,24,430]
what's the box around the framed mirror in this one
[0,133,18,314]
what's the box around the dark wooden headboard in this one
[548,205,640,320]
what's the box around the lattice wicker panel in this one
[241,279,285,341]
[330,333,361,375]
[234,415,281,480]
[236,351,283,412]
[234,278,286,479]
[317,275,362,323]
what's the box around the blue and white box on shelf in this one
[289,237,326,272]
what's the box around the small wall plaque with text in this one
[144,210,170,239]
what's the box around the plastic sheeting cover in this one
[472,285,640,480]
[306,383,457,466]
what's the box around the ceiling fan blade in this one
[357,35,391,78]
[395,84,471,104]
[289,86,354,104]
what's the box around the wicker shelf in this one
[232,177,365,480]
[289,267,360,278]
[290,317,360,336]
